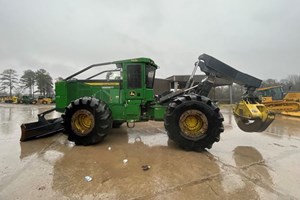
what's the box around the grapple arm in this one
[197,54,262,88]
[185,54,275,132]
[232,88,275,132]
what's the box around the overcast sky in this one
[0,0,299,81]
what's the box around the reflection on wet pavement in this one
[267,115,300,137]
[0,104,300,199]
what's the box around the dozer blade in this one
[20,108,64,141]
[233,100,275,132]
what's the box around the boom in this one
[165,54,275,132]
[185,54,261,97]
[198,54,261,88]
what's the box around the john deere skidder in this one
[21,54,275,150]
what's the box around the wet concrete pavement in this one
[0,103,300,199]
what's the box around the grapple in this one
[233,100,275,132]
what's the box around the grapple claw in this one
[233,112,275,132]
[233,100,275,132]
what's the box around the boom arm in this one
[179,54,274,132]
[185,54,262,97]
[198,54,261,88]
[159,54,262,103]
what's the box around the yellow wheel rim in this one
[179,109,208,140]
[71,109,95,136]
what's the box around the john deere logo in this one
[129,91,136,96]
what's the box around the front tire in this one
[164,94,224,151]
[62,97,112,145]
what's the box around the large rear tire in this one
[62,97,112,145]
[164,94,224,151]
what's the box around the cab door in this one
[124,63,144,120]
[125,64,144,100]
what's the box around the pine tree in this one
[20,70,36,97]
[0,69,18,97]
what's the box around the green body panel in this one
[55,81,124,119]
[55,57,166,122]
[150,104,167,121]
[125,99,142,121]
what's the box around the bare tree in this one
[286,75,300,91]
[261,79,280,88]
[35,69,53,96]
[20,70,36,97]
[0,69,18,97]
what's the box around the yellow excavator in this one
[3,96,18,103]
[257,85,300,117]
[37,96,52,104]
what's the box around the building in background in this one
[154,75,234,103]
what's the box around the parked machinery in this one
[3,96,18,103]
[20,54,275,151]
[257,85,300,117]
[18,96,37,104]
[37,96,52,104]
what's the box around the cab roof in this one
[113,57,158,69]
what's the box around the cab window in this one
[127,64,142,88]
[145,65,156,88]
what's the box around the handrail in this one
[64,62,114,80]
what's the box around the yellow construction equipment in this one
[3,96,18,103]
[257,86,300,117]
[37,96,52,104]
[233,99,275,132]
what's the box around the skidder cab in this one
[20,54,275,151]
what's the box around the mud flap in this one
[233,112,275,132]
[20,108,64,141]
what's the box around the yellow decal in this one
[85,82,119,86]
[129,91,136,96]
